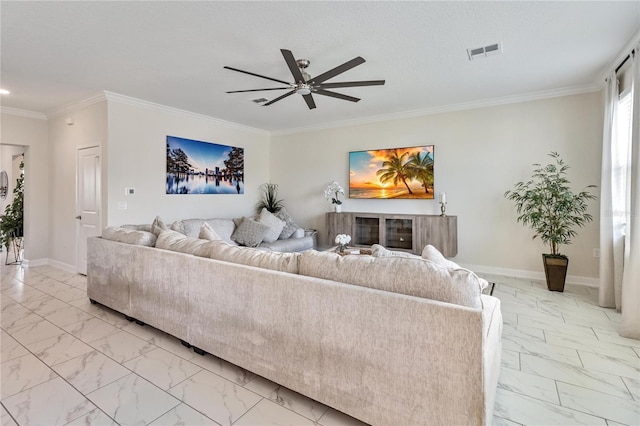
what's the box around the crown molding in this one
[271,83,602,136]
[47,92,108,119]
[0,106,47,120]
[103,91,270,136]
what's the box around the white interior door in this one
[76,146,101,275]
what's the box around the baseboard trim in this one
[48,259,77,273]
[461,263,599,288]
[25,258,77,273]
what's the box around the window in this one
[613,88,633,236]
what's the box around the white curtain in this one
[599,73,623,309]
[619,44,640,339]
[600,43,640,340]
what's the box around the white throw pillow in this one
[421,245,460,269]
[258,208,285,243]
[371,244,421,259]
[199,222,222,241]
[422,245,489,290]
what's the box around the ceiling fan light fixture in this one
[295,83,312,96]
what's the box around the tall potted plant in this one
[504,152,596,292]
[0,160,25,251]
[256,183,284,214]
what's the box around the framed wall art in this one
[349,145,434,199]
[166,136,244,194]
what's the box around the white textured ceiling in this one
[1,1,639,132]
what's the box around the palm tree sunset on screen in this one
[349,145,434,199]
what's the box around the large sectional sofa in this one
[87,216,503,425]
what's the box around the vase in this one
[334,204,342,213]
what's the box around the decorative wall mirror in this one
[0,170,8,200]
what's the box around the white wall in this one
[47,101,108,268]
[0,112,49,261]
[271,92,603,281]
[105,99,270,226]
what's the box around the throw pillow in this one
[170,220,187,235]
[421,244,460,269]
[231,217,269,247]
[102,227,157,247]
[199,222,223,241]
[371,244,421,259]
[422,244,489,290]
[258,208,285,243]
[274,207,299,239]
[151,216,168,237]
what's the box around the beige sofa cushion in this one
[299,250,483,309]
[102,227,157,247]
[204,240,300,274]
[156,229,209,254]
[423,245,489,290]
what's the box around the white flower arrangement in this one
[324,181,345,205]
[335,234,351,245]
[335,233,351,253]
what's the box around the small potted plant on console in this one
[504,152,596,292]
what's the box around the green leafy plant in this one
[0,160,24,250]
[256,183,284,213]
[504,152,596,256]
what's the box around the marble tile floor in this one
[0,263,638,426]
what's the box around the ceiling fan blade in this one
[318,80,385,89]
[263,90,295,106]
[315,89,360,103]
[280,49,306,83]
[226,87,291,93]
[307,57,365,85]
[302,94,316,110]
[224,66,291,86]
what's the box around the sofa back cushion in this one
[299,250,483,309]
[203,240,300,274]
[102,227,157,247]
[156,229,209,254]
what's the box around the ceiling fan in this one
[224,49,385,109]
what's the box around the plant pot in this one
[334,204,342,213]
[542,254,568,292]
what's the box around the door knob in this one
[75,215,82,220]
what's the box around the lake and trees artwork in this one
[166,136,244,194]
[349,145,434,199]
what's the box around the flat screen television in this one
[349,145,434,199]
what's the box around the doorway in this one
[76,146,101,275]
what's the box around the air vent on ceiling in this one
[252,98,269,104]
[467,42,502,60]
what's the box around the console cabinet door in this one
[326,212,352,246]
[416,216,458,257]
